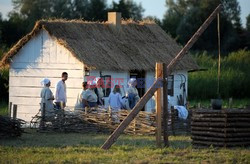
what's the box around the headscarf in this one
[128,78,137,87]
[87,80,96,88]
[94,77,101,83]
[41,78,50,86]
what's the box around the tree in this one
[162,0,243,53]
[247,14,250,32]
[72,0,89,19]
[110,0,144,20]
[86,0,108,21]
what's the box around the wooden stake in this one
[155,63,163,147]
[101,78,162,150]
[13,104,17,119]
[8,102,12,117]
[163,63,169,147]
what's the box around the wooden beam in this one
[101,78,162,150]
[155,63,163,147]
[8,102,12,117]
[167,4,222,74]
[162,63,169,147]
[13,104,17,119]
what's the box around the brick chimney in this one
[108,12,121,29]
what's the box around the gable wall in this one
[9,30,84,122]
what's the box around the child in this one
[108,85,123,123]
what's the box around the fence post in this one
[162,63,169,147]
[12,104,17,119]
[155,63,163,147]
[8,102,12,117]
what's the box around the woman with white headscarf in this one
[40,78,54,116]
[126,78,140,109]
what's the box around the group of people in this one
[40,72,140,122]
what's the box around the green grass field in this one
[0,130,250,163]
[1,100,250,163]
[188,98,250,109]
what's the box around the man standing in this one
[55,72,68,109]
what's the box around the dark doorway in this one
[129,70,145,110]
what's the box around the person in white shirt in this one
[109,85,123,123]
[126,78,140,109]
[55,72,68,109]
[40,78,54,116]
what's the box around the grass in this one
[189,50,250,99]
[0,129,250,163]
[189,98,250,109]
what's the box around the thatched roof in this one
[0,19,199,71]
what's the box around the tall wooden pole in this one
[217,13,221,96]
[163,63,169,147]
[8,102,12,117]
[12,104,17,119]
[101,4,222,150]
[155,63,163,147]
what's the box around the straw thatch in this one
[0,19,199,71]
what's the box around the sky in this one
[0,0,249,26]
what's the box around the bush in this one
[188,50,250,99]
[0,68,9,102]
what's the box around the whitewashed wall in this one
[9,30,84,122]
[145,70,188,112]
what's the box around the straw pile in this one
[0,116,26,138]
[191,109,250,147]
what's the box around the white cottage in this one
[0,12,199,122]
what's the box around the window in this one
[168,75,174,96]
[101,75,111,97]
